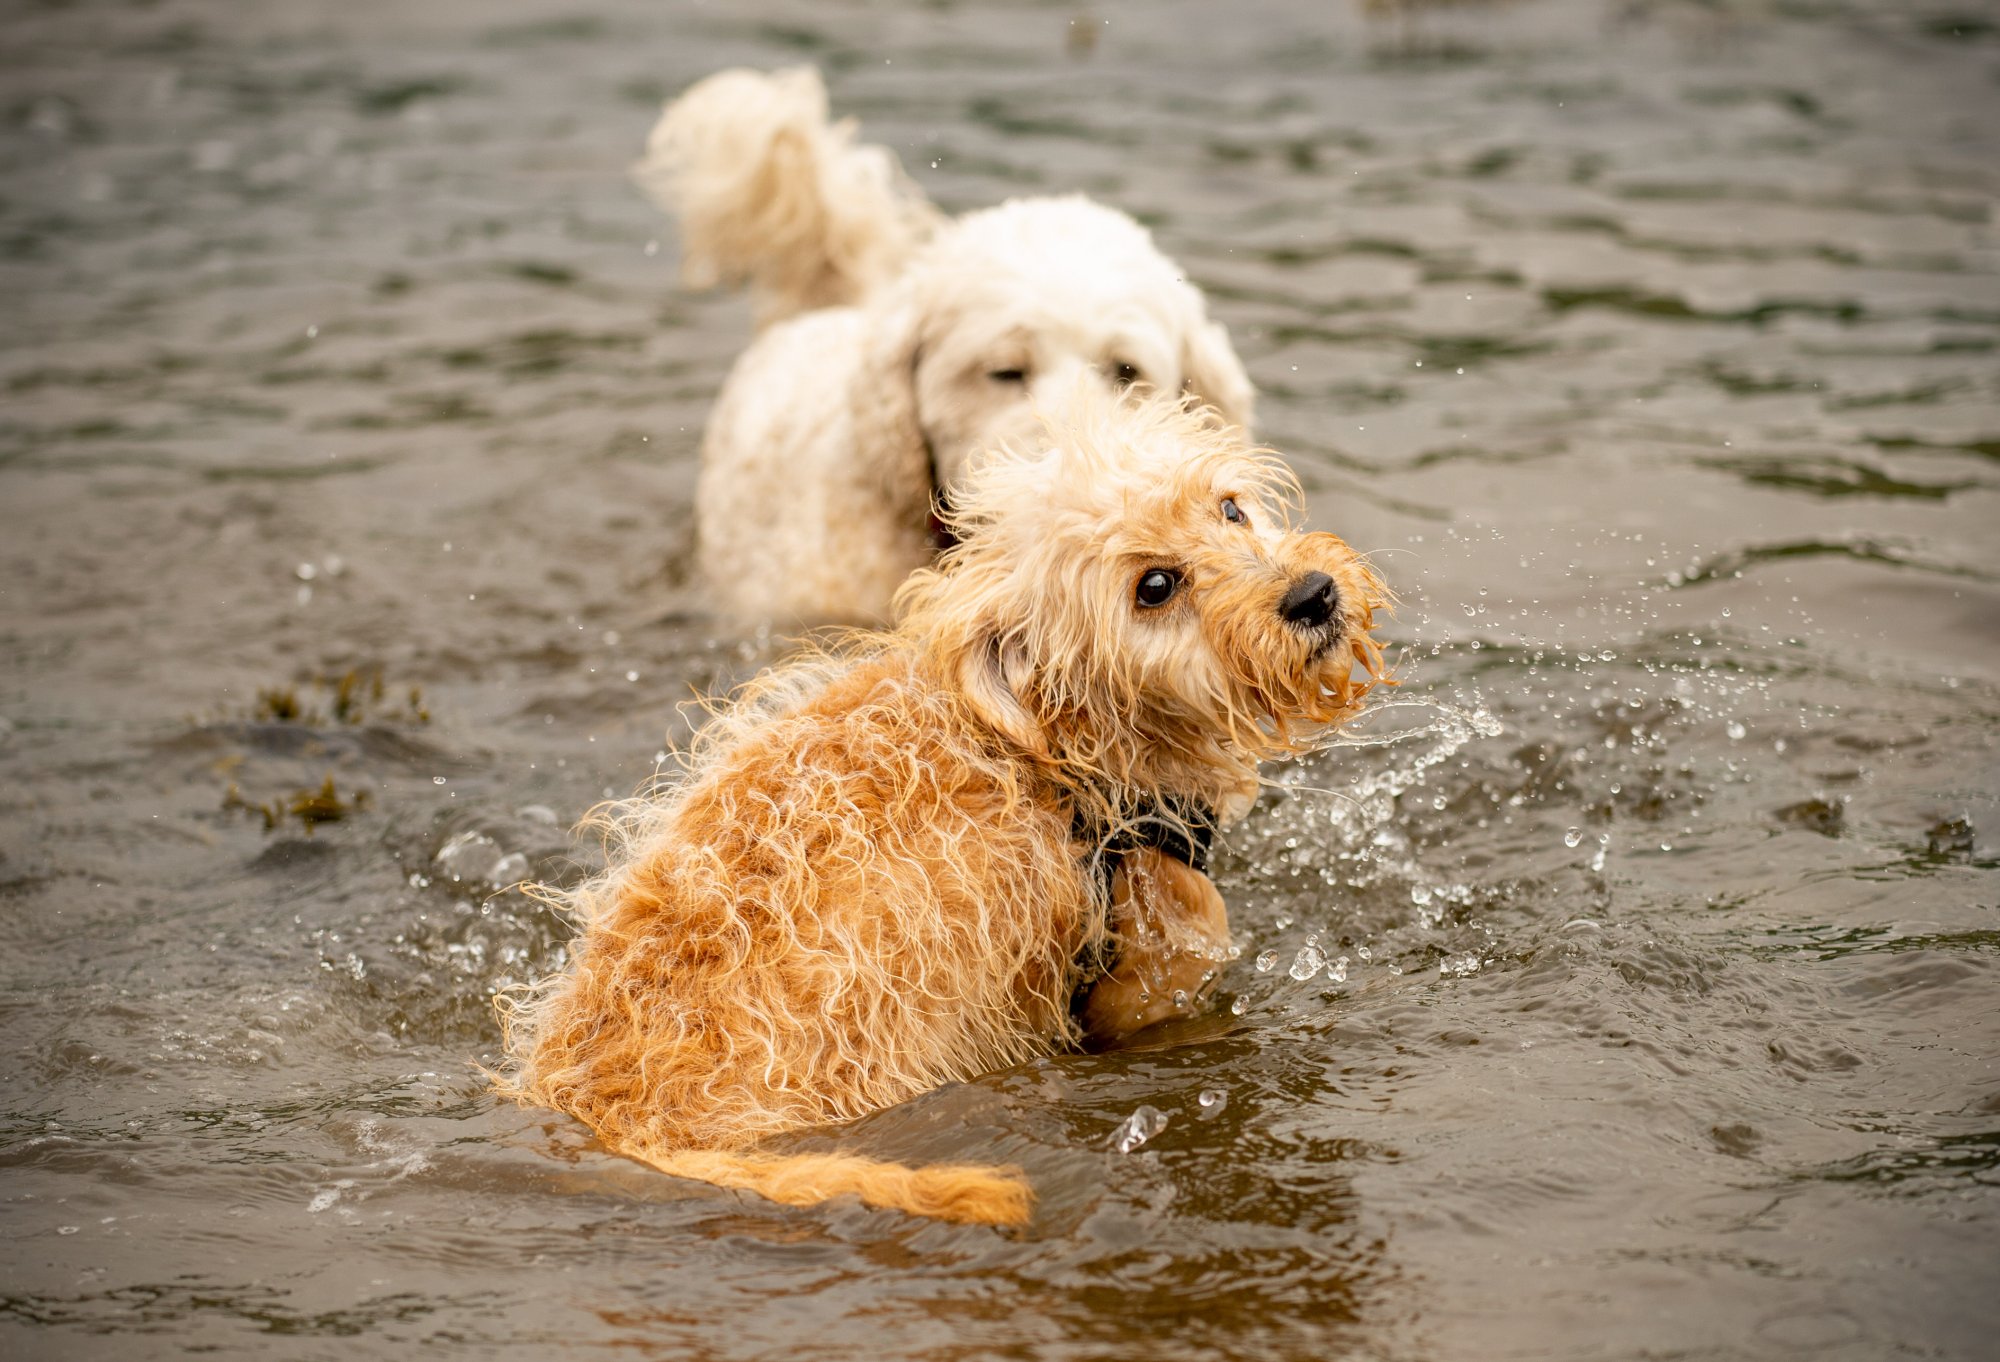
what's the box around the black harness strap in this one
[1076,795,1217,888]
[1070,795,1218,986]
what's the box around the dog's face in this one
[880,198,1255,497]
[899,395,1389,803]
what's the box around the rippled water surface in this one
[3,1,1997,1357]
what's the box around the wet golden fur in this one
[637,66,1255,624]
[494,395,1389,1226]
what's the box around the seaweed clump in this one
[224,776,372,835]
[249,667,429,726]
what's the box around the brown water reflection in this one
[1,1,1996,1358]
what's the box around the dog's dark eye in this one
[1221,497,1249,527]
[988,368,1028,385]
[1135,568,1180,608]
[1112,361,1141,387]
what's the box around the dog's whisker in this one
[1256,775,1368,812]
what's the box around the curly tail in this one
[634,66,942,326]
[628,1145,1033,1226]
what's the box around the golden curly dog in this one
[636,66,1256,625]
[494,395,1388,1226]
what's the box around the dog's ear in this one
[958,631,1048,759]
[1181,318,1255,431]
[849,291,935,505]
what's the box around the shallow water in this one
[2,1,1996,1357]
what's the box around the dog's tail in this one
[634,66,942,326]
[627,1144,1033,1226]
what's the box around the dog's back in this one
[496,650,1094,1224]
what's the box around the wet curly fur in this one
[637,66,1256,625]
[493,394,1390,1226]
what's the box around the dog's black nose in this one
[1279,572,1338,629]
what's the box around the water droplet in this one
[1726,720,1746,741]
[1108,1104,1169,1153]
[1288,944,1326,981]
[1255,950,1278,973]
[1564,827,1583,848]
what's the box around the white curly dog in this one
[638,67,1256,625]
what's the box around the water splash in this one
[1108,1104,1170,1154]
[1269,691,1506,856]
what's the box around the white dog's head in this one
[852,197,1255,511]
